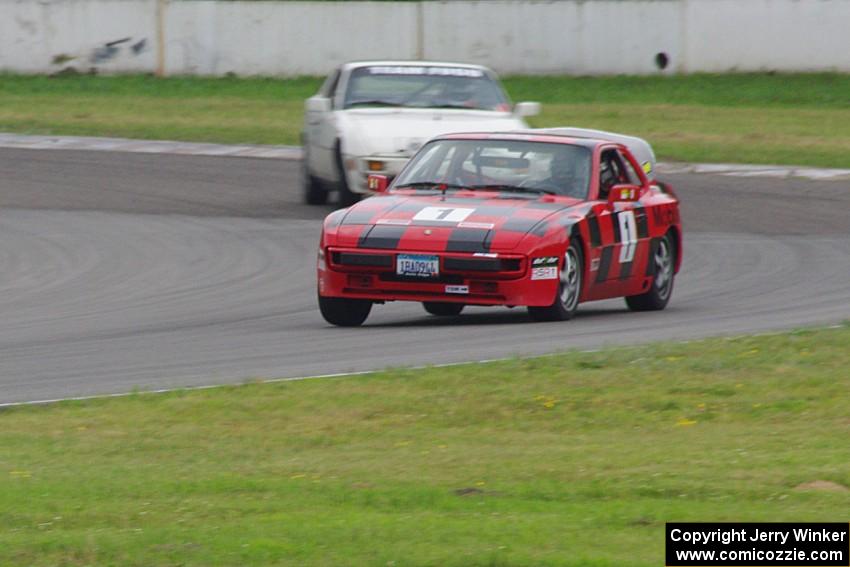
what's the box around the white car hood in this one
[338,108,528,156]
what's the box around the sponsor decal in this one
[473,252,499,258]
[532,256,559,266]
[375,218,411,226]
[445,285,469,294]
[457,221,494,230]
[413,206,475,223]
[619,187,637,200]
[368,66,484,78]
[590,258,600,272]
[531,266,559,281]
[642,161,653,175]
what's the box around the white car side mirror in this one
[306,97,332,113]
[514,101,541,118]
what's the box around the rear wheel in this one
[423,302,464,317]
[528,240,583,322]
[625,232,675,311]
[318,295,372,327]
[335,143,360,207]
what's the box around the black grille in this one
[333,252,393,268]
[443,257,521,272]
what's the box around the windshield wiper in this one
[429,103,479,110]
[394,182,466,191]
[467,184,557,196]
[346,99,403,108]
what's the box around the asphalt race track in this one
[1,148,849,404]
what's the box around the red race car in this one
[317,129,681,326]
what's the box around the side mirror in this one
[514,101,541,117]
[306,97,331,113]
[608,184,641,202]
[367,174,389,193]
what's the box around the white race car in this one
[302,61,540,205]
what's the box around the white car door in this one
[305,69,342,181]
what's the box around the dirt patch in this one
[794,480,849,493]
[454,487,485,496]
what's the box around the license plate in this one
[396,254,439,278]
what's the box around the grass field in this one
[2,73,849,167]
[2,324,849,566]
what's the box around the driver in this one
[541,154,581,197]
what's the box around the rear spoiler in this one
[534,127,658,180]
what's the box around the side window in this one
[599,149,640,199]
[598,150,621,199]
[617,150,642,185]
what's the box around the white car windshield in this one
[394,139,593,199]
[343,66,510,111]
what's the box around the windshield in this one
[394,139,593,199]
[343,66,510,111]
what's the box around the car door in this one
[610,147,651,283]
[586,146,648,290]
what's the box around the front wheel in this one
[423,302,464,317]
[625,232,676,311]
[318,295,372,327]
[528,241,583,322]
[302,144,328,205]
[303,171,328,205]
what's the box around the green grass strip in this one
[2,323,849,566]
[1,72,849,166]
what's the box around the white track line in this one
[0,133,302,160]
[1,324,844,409]
[2,132,849,180]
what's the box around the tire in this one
[303,171,328,206]
[528,240,583,322]
[625,232,675,311]
[335,143,360,207]
[423,302,464,317]
[302,142,328,205]
[318,295,372,327]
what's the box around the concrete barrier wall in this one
[2,0,849,76]
[0,0,157,73]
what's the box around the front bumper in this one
[318,247,558,306]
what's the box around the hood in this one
[328,193,579,252]
[338,108,527,156]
